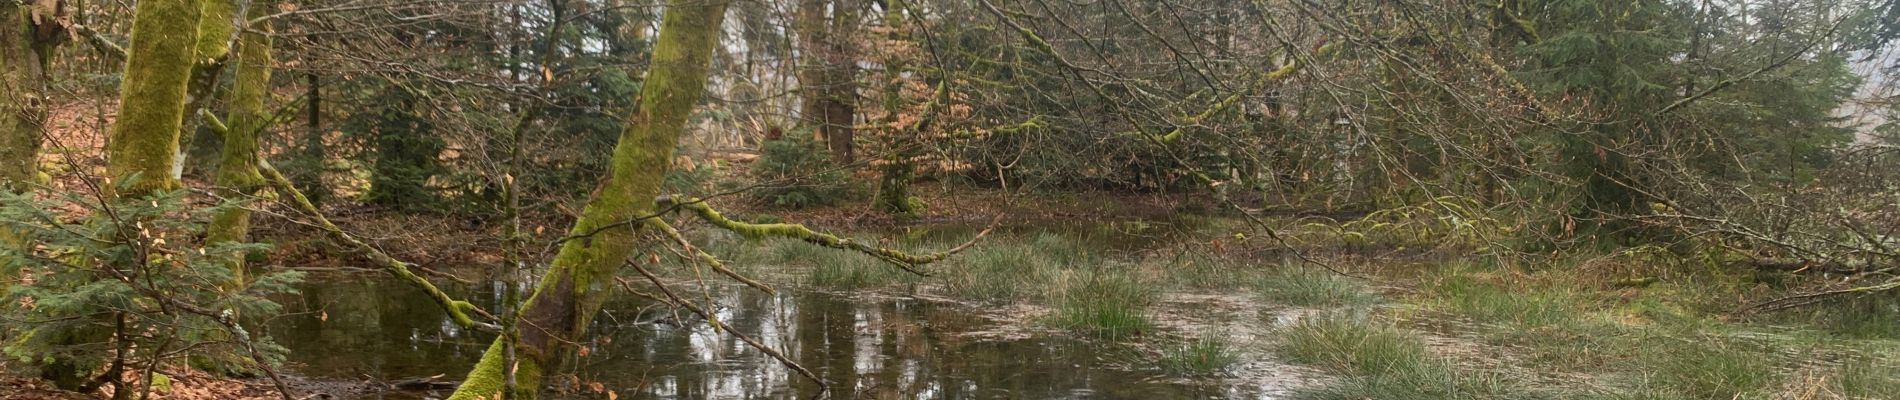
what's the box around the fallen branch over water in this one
[259,159,500,333]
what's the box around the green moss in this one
[106,0,204,193]
[450,340,544,400]
[205,3,272,285]
[193,0,235,60]
[0,2,50,191]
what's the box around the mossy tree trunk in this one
[179,0,241,179]
[205,2,270,285]
[445,0,730,398]
[105,0,205,193]
[0,0,62,192]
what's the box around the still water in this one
[270,221,1286,399]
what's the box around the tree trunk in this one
[872,0,913,216]
[105,0,205,193]
[0,0,61,191]
[295,72,328,206]
[794,0,859,164]
[206,2,271,285]
[796,0,828,140]
[822,0,859,164]
[178,0,240,180]
[445,0,729,398]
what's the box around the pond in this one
[269,220,1301,399]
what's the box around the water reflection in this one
[273,274,1263,399]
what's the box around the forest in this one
[3,0,1900,398]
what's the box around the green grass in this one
[1278,312,1535,399]
[1053,270,1154,340]
[1643,338,1779,399]
[941,236,1064,302]
[1160,253,1260,290]
[1430,275,1580,327]
[1290,369,1531,400]
[1834,355,1900,398]
[1772,293,1900,340]
[809,255,916,290]
[1278,312,1429,375]
[1158,335,1240,376]
[1255,267,1381,307]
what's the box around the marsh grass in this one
[1255,267,1381,307]
[940,233,1080,302]
[1278,312,1429,375]
[810,255,917,290]
[1278,312,1534,399]
[1053,270,1154,340]
[1158,253,1261,290]
[1291,370,1530,400]
[1158,335,1240,376]
[693,222,1900,400]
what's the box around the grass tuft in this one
[1772,293,1900,340]
[1277,312,1427,375]
[1161,253,1260,290]
[1278,312,1533,399]
[1255,267,1380,307]
[1158,335,1240,376]
[941,237,1063,302]
[1052,270,1154,340]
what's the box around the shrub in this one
[748,135,848,208]
[0,187,302,389]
